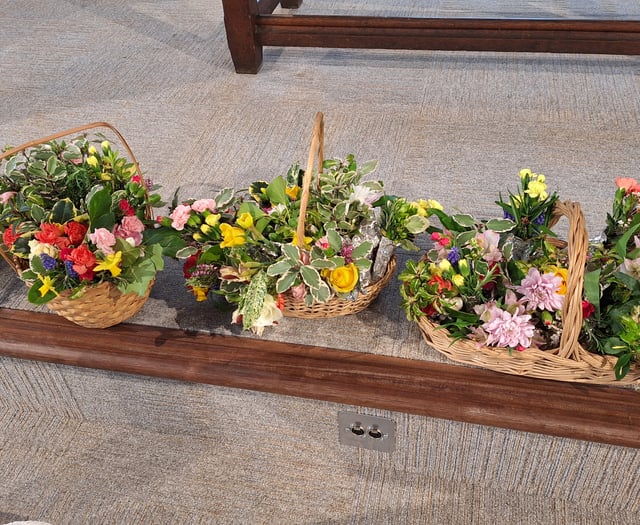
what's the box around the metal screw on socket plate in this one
[338,411,396,453]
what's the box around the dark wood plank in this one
[256,16,640,55]
[1,308,639,448]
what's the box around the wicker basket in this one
[0,122,154,328]
[282,112,395,319]
[416,200,640,385]
[46,280,153,329]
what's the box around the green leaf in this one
[405,215,430,234]
[358,159,378,177]
[583,269,601,319]
[327,229,343,252]
[281,243,301,261]
[175,246,199,259]
[300,265,321,289]
[310,281,332,303]
[267,259,294,276]
[452,214,476,228]
[485,218,515,233]
[616,222,640,260]
[27,281,56,305]
[354,258,371,271]
[86,185,115,230]
[50,199,76,224]
[240,270,268,330]
[351,241,373,259]
[214,188,235,209]
[266,176,288,205]
[310,258,337,270]
[275,270,299,293]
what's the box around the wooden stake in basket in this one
[416,200,640,385]
[0,122,154,329]
[282,112,396,319]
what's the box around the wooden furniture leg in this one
[221,0,263,74]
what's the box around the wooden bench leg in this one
[280,0,302,7]
[221,0,263,74]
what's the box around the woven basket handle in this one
[0,122,142,177]
[295,112,325,250]
[553,200,589,360]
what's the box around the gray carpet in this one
[1,1,640,523]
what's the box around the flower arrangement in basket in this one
[400,169,640,385]
[154,113,431,334]
[580,177,640,380]
[0,123,165,328]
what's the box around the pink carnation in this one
[114,215,145,246]
[0,191,16,204]
[515,267,564,311]
[191,199,217,213]
[483,308,535,349]
[89,228,117,255]
[169,204,192,230]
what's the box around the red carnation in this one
[64,221,88,246]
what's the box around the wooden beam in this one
[256,16,640,55]
[1,308,639,448]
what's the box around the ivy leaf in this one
[452,214,477,228]
[327,229,343,251]
[405,215,430,234]
[50,199,76,224]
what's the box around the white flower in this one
[232,294,283,335]
[28,239,58,259]
[349,184,383,207]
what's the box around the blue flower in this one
[40,253,58,270]
[533,214,546,225]
[65,260,79,279]
[503,211,515,221]
[447,246,461,265]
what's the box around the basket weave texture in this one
[47,280,153,329]
[281,112,395,319]
[0,122,153,329]
[416,200,640,385]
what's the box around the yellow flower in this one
[88,145,97,155]
[94,251,122,277]
[438,259,452,272]
[547,265,568,295]
[285,185,300,200]
[327,263,359,294]
[220,223,246,248]
[200,224,212,235]
[205,213,221,227]
[452,274,465,287]
[428,262,442,276]
[101,140,110,152]
[236,212,254,229]
[193,232,205,242]
[519,168,532,179]
[86,155,98,168]
[192,286,209,302]
[525,179,548,200]
[100,172,112,181]
[291,231,312,249]
[426,199,443,211]
[38,275,58,297]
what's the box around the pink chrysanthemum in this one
[515,267,564,312]
[482,308,535,349]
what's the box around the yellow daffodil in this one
[38,275,58,298]
[94,251,123,277]
[220,223,246,248]
[519,168,532,179]
[328,263,359,294]
[101,140,110,152]
[426,199,443,211]
[236,212,254,229]
[88,145,98,155]
[205,213,221,227]
[200,224,212,235]
[86,155,99,168]
[285,185,300,200]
